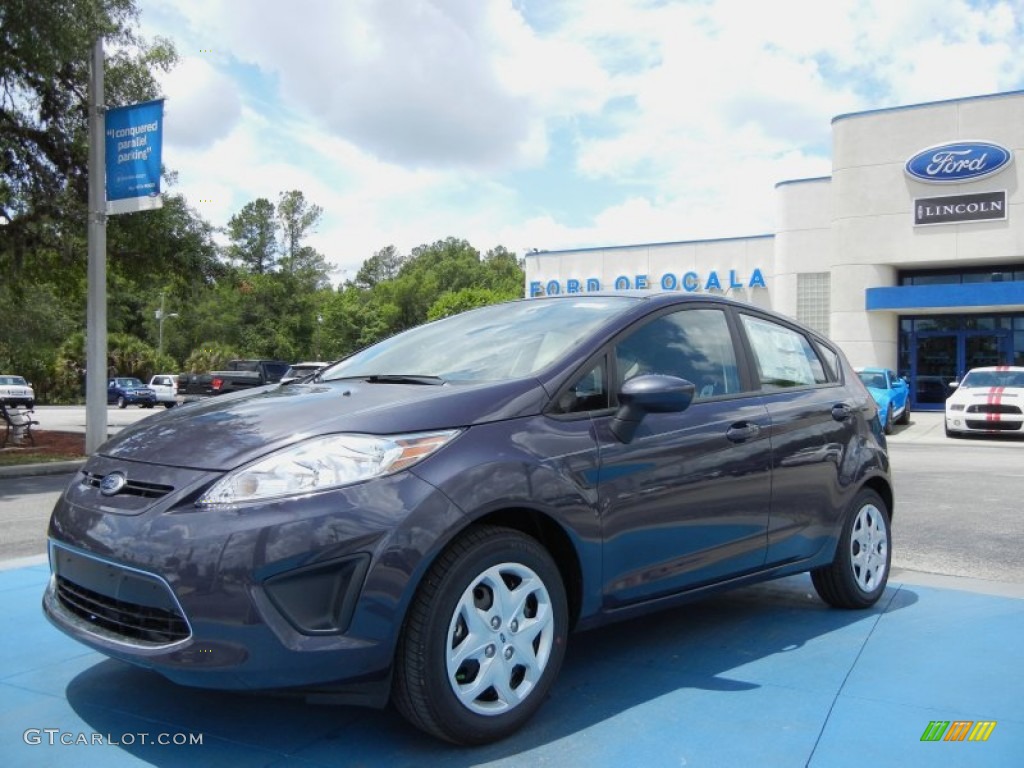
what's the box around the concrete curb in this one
[0,459,86,478]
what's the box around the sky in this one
[138,0,1024,285]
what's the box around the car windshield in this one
[961,370,1024,388]
[321,297,639,383]
[858,372,887,390]
[0,376,27,385]
[115,378,144,387]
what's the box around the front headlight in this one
[949,404,965,412]
[197,430,460,507]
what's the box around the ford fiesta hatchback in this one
[44,294,893,744]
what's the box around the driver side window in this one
[614,309,740,400]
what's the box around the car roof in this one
[964,365,1024,373]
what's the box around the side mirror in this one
[610,374,696,442]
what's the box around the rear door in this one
[735,312,865,566]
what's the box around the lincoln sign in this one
[914,191,1006,226]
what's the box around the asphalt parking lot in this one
[1,411,1021,766]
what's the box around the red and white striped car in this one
[945,366,1024,437]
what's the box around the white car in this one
[0,374,35,409]
[147,374,179,408]
[945,366,1024,437]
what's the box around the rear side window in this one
[740,314,831,389]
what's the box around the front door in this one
[911,331,1011,410]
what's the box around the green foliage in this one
[183,342,238,374]
[427,288,514,321]
[0,0,176,271]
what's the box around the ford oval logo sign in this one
[99,471,128,496]
[905,141,1012,184]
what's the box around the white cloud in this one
[137,0,1024,281]
[159,57,242,149]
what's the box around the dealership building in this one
[523,90,1024,411]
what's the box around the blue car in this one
[857,367,909,434]
[107,377,157,409]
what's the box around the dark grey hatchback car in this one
[44,294,893,744]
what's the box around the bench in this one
[0,402,38,447]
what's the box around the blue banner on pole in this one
[105,99,164,215]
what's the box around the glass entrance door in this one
[911,331,1011,409]
[913,334,957,408]
[965,332,1006,370]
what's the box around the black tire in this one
[883,404,894,435]
[117,396,127,409]
[896,404,910,425]
[163,402,175,409]
[142,403,154,409]
[392,526,568,745]
[811,488,891,609]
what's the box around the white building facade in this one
[524,90,1024,411]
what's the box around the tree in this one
[226,198,277,274]
[0,0,176,272]
[353,245,406,289]
[277,190,322,267]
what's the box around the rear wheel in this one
[393,526,568,745]
[896,403,910,425]
[812,489,891,609]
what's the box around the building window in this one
[900,264,1024,285]
[796,273,830,337]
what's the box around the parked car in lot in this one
[856,367,910,434]
[281,361,330,383]
[107,377,157,408]
[945,365,1024,437]
[0,374,35,409]
[44,294,893,745]
[147,374,179,408]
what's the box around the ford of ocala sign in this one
[905,141,1012,183]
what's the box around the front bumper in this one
[43,454,464,699]
[946,405,1024,434]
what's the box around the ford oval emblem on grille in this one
[905,141,1012,183]
[100,472,128,496]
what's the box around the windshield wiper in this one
[365,374,445,385]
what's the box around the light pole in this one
[156,293,179,357]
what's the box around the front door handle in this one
[726,423,761,443]
[831,403,853,421]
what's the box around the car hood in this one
[98,378,547,470]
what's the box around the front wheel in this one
[393,526,568,745]
[812,489,891,609]
[117,396,127,409]
[883,404,894,435]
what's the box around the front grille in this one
[50,544,191,648]
[56,576,189,645]
[965,419,1022,431]
[80,470,173,499]
[967,404,1022,415]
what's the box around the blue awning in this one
[866,281,1024,313]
